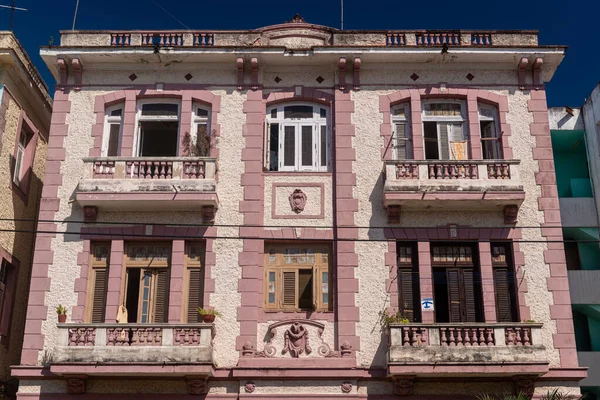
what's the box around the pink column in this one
[479,242,497,322]
[179,94,193,156]
[168,240,185,322]
[467,92,482,159]
[104,240,124,322]
[410,93,424,160]
[120,92,137,156]
[417,242,434,323]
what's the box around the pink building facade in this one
[12,16,586,399]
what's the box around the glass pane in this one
[139,121,179,157]
[196,108,209,117]
[392,107,406,117]
[424,122,440,160]
[141,103,178,116]
[140,272,151,323]
[110,108,122,117]
[320,125,327,167]
[268,271,276,304]
[320,108,327,118]
[107,124,120,156]
[424,103,462,116]
[270,108,277,118]
[284,126,295,167]
[322,271,329,305]
[481,120,497,138]
[298,269,313,310]
[284,105,313,119]
[301,125,313,166]
[269,123,279,171]
[196,123,210,156]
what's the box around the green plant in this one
[541,389,584,400]
[477,392,530,400]
[197,307,222,317]
[380,309,410,325]
[56,305,67,315]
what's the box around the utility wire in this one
[150,0,191,31]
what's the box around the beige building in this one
[11,16,586,399]
[0,32,52,399]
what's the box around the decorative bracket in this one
[289,189,307,214]
[338,57,346,91]
[201,205,216,224]
[236,57,245,90]
[513,376,535,399]
[66,377,87,394]
[250,57,259,90]
[57,58,68,87]
[244,381,256,393]
[72,58,83,90]
[83,206,98,223]
[532,57,543,90]
[186,376,208,395]
[387,205,401,224]
[392,377,415,396]
[517,57,529,90]
[503,205,519,225]
[353,57,361,90]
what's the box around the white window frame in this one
[13,136,25,185]
[134,99,181,157]
[391,103,412,160]
[102,104,124,157]
[478,104,502,160]
[265,103,330,172]
[191,103,211,156]
[421,100,469,160]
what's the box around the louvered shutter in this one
[439,123,450,160]
[263,122,270,170]
[394,123,407,160]
[153,269,169,323]
[398,268,414,322]
[462,268,477,322]
[494,268,515,322]
[107,124,120,156]
[282,270,297,309]
[447,269,462,322]
[187,269,204,323]
[91,269,107,323]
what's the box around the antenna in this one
[72,0,80,30]
[0,0,27,31]
[340,0,344,30]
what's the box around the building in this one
[0,33,52,399]
[549,84,600,400]
[11,16,586,399]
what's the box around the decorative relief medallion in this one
[66,378,86,394]
[187,378,208,395]
[283,322,311,357]
[289,189,307,214]
[341,382,353,393]
[393,378,414,396]
[244,381,256,393]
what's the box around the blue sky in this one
[4,0,598,107]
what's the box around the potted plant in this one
[56,305,67,323]
[380,309,410,326]
[197,307,221,323]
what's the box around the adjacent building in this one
[11,16,586,399]
[549,84,600,400]
[0,32,52,399]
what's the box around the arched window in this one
[135,100,180,157]
[265,103,329,172]
[103,104,124,157]
[391,103,412,160]
[478,104,502,159]
[422,100,468,160]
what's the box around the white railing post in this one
[530,325,542,346]
[58,326,69,346]
[162,327,174,346]
[205,160,216,179]
[389,326,402,346]
[200,326,212,346]
[114,160,126,179]
[172,161,184,179]
[385,163,396,179]
[494,327,506,346]
[96,327,107,346]
[428,327,441,345]
[418,164,429,180]
[477,164,488,180]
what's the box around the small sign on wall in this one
[421,297,434,311]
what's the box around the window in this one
[135,101,180,157]
[0,258,14,340]
[123,243,171,323]
[193,106,211,157]
[103,106,123,157]
[264,244,331,311]
[0,260,8,329]
[396,243,420,322]
[422,101,468,160]
[184,243,205,322]
[85,243,110,323]
[391,105,412,160]
[13,124,33,186]
[431,244,482,322]
[479,104,502,159]
[491,243,518,322]
[265,104,329,172]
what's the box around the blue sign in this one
[421,297,434,311]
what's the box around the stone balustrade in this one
[55,323,214,363]
[84,157,215,180]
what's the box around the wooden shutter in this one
[494,268,515,322]
[447,269,462,322]
[91,269,107,323]
[282,270,297,309]
[439,123,450,160]
[394,123,407,160]
[153,269,169,323]
[263,121,270,170]
[187,269,204,323]
[107,124,120,156]
[462,268,477,322]
[398,268,414,321]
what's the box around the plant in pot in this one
[56,305,67,323]
[197,307,221,323]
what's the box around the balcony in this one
[388,323,548,377]
[51,323,214,377]
[76,157,218,217]
[383,160,524,220]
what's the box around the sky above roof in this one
[4,0,598,107]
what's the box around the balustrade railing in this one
[416,32,461,46]
[141,33,184,46]
[84,157,216,181]
[127,160,173,179]
[386,33,406,46]
[385,160,520,183]
[440,326,495,346]
[487,162,511,179]
[110,33,131,46]
[471,33,492,46]
[428,163,479,179]
[396,163,419,179]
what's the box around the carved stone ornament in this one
[514,376,535,399]
[387,205,401,224]
[201,205,216,224]
[393,378,414,396]
[244,381,256,393]
[341,382,353,394]
[504,204,519,225]
[187,378,208,395]
[83,206,98,223]
[242,341,255,357]
[289,13,306,23]
[283,322,311,357]
[66,378,86,394]
[289,189,307,214]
